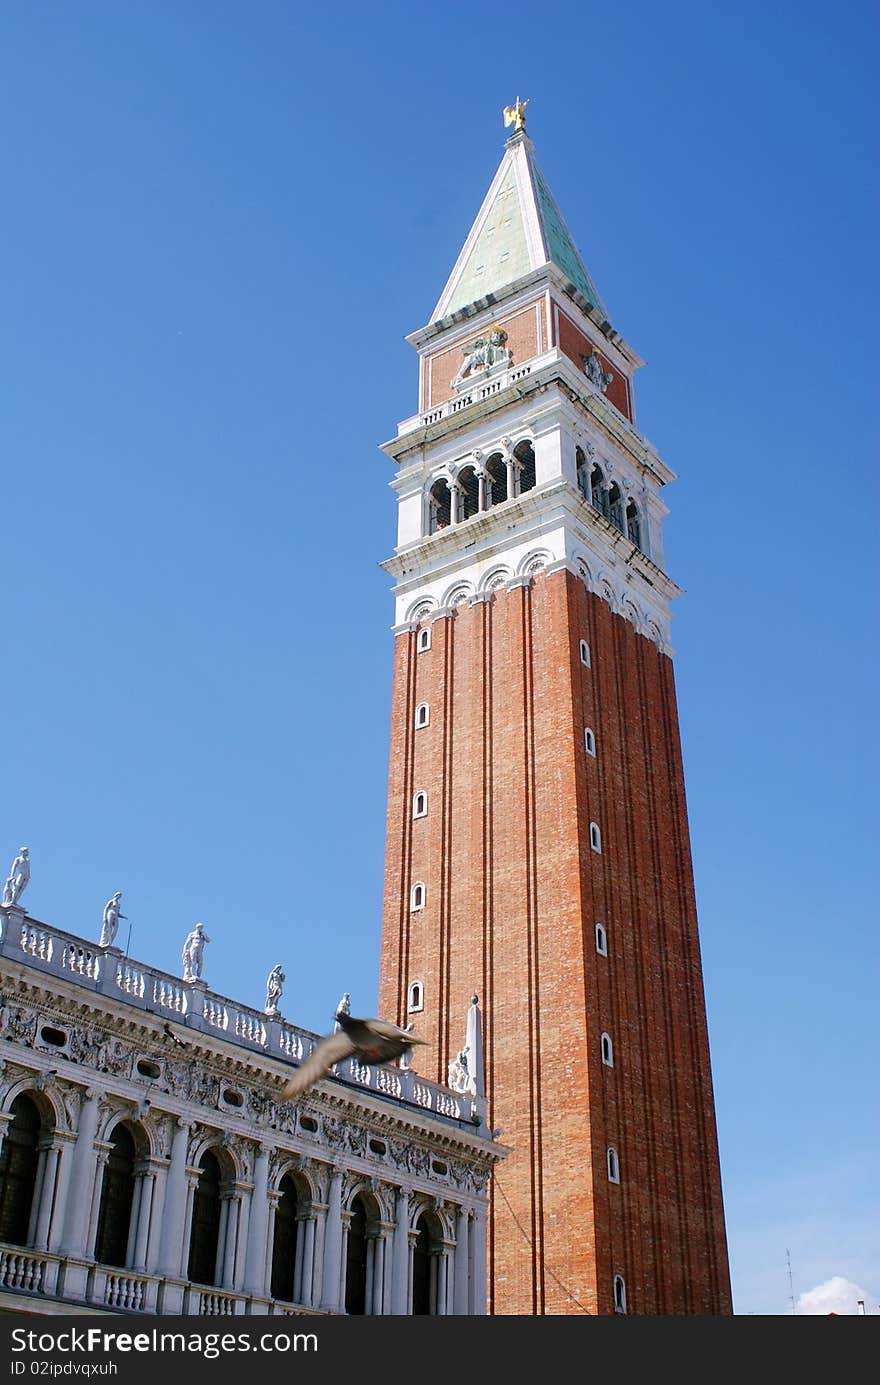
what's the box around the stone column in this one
[435,1247,448,1315]
[407,1228,419,1315]
[375,1226,394,1315]
[293,1210,309,1305]
[471,1203,487,1314]
[46,1133,75,1253]
[390,1186,410,1315]
[301,1213,316,1308]
[309,1199,327,1308]
[319,1167,343,1312]
[506,450,521,499]
[366,1229,389,1315]
[27,1146,48,1246]
[477,469,489,512]
[339,1210,352,1311]
[244,1145,271,1295]
[85,1148,109,1262]
[125,1175,143,1267]
[157,1120,191,1277]
[453,1205,470,1314]
[218,1192,238,1288]
[449,480,463,526]
[263,1192,280,1297]
[179,1171,200,1281]
[32,1142,60,1251]
[145,1157,168,1269]
[233,1184,250,1291]
[132,1166,155,1270]
[60,1089,101,1255]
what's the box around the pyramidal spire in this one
[432,122,608,324]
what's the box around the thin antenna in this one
[786,1248,796,1315]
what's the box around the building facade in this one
[0,897,501,1316]
[378,121,732,1314]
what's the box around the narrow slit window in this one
[579,639,591,667]
[415,703,430,729]
[601,1032,614,1067]
[590,822,602,853]
[417,627,431,653]
[410,882,426,911]
[607,1146,620,1183]
[613,1274,627,1313]
[584,727,596,756]
[407,981,424,1013]
[413,791,428,819]
[595,922,607,956]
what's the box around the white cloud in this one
[796,1276,872,1315]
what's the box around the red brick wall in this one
[379,569,732,1315]
[423,299,546,411]
[555,308,632,421]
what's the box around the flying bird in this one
[280,1011,426,1100]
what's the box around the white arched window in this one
[417,626,431,653]
[590,822,602,853]
[415,703,430,729]
[579,639,591,667]
[410,882,426,911]
[607,1146,620,1184]
[584,727,596,757]
[601,1032,614,1067]
[407,981,424,1014]
[595,922,607,956]
[413,791,428,819]
[613,1274,627,1313]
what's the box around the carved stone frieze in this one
[0,1001,37,1046]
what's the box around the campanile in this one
[378,107,732,1315]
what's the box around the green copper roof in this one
[433,134,608,323]
[443,166,532,316]
[531,165,608,319]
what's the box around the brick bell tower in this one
[378,106,732,1316]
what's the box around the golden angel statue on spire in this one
[503,96,529,132]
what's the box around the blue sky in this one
[1,2,876,1315]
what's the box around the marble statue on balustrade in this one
[447,1045,470,1094]
[264,963,285,1016]
[583,347,613,393]
[2,847,30,907]
[99,892,126,947]
[182,922,210,982]
[451,328,510,388]
[333,991,351,1032]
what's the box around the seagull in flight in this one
[280,1010,426,1100]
